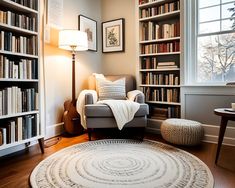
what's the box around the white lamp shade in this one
[59,30,88,51]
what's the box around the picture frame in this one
[78,15,97,52]
[102,18,125,53]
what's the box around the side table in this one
[214,108,235,164]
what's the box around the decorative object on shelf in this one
[30,139,214,188]
[161,118,204,146]
[102,18,125,53]
[78,15,97,52]
[59,29,88,135]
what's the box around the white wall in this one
[44,0,102,137]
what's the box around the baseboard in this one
[45,123,64,139]
[146,122,235,146]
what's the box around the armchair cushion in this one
[85,103,149,117]
[96,77,126,100]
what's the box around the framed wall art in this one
[102,18,125,53]
[78,15,97,51]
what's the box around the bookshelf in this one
[138,0,181,122]
[0,0,44,154]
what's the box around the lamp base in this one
[63,100,84,135]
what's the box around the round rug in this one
[30,139,214,188]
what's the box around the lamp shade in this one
[59,30,88,51]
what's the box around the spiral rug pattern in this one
[30,139,214,188]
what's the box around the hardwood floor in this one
[0,131,235,188]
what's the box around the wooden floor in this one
[0,130,235,188]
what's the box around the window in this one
[186,0,235,84]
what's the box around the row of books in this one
[140,1,180,18]
[144,87,180,102]
[0,10,37,32]
[0,55,38,79]
[142,72,179,85]
[10,0,38,10]
[0,31,38,55]
[150,106,180,119]
[0,87,38,116]
[0,114,39,145]
[141,58,178,69]
[141,21,180,41]
[141,41,180,54]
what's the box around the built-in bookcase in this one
[0,0,43,154]
[138,0,181,122]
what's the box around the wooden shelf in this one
[0,78,39,82]
[139,51,180,57]
[0,0,38,14]
[139,37,180,44]
[140,84,180,87]
[139,10,180,22]
[0,135,43,151]
[0,23,38,35]
[139,0,174,9]
[0,111,39,120]
[146,101,181,105]
[0,50,38,58]
[140,68,180,71]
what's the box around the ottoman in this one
[161,118,204,146]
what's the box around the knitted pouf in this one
[161,118,204,146]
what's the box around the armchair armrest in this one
[85,93,96,105]
[127,90,145,104]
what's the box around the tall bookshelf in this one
[138,0,181,125]
[0,0,44,155]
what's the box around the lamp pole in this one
[71,46,76,106]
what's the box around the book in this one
[0,127,7,145]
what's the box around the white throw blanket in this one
[76,90,97,129]
[127,90,143,101]
[97,100,140,130]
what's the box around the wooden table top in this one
[214,108,235,118]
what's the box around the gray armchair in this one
[84,75,149,141]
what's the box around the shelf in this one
[0,50,38,59]
[0,111,39,120]
[146,101,181,105]
[0,0,38,14]
[0,135,43,151]
[140,68,180,71]
[140,52,180,57]
[0,23,38,36]
[139,10,180,22]
[139,0,175,9]
[139,37,180,44]
[140,84,180,87]
[0,78,39,82]
[148,118,165,123]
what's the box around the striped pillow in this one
[97,78,126,100]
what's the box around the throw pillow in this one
[96,78,126,100]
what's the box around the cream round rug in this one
[30,139,214,188]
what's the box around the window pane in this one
[222,2,235,19]
[222,0,235,3]
[197,33,235,83]
[199,0,220,8]
[199,21,220,34]
[222,18,235,30]
[199,6,220,22]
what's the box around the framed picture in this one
[102,18,125,53]
[78,15,97,52]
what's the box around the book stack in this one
[150,106,180,120]
[142,72,179,85]
[0,86,39,116]
[0,114,39,145]
[10,0,38,10]
[140,0,180,18]
[0,31,38,55]
[141,41,180,54]
[157,62,178,69]
[0,55,38,79]
[0,10,37,31]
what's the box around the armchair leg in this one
[141,127,145,141]
[88,128,92,141]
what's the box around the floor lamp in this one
[59,30,88,135]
